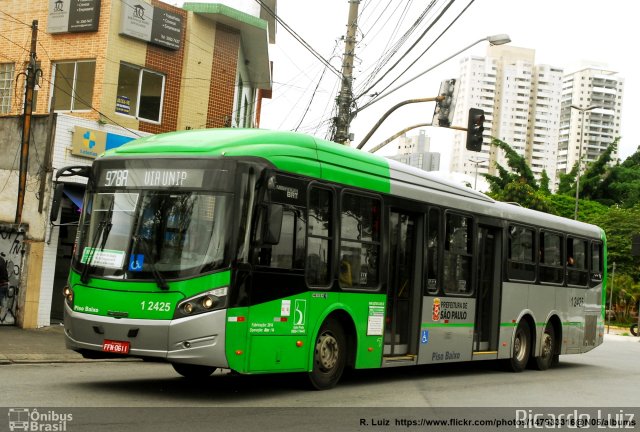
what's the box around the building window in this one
[51,60,96,111]
[116,63,164,123]
[0,63,14,113]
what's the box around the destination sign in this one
[98,168,205,188]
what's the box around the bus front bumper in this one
[63,303,229,368]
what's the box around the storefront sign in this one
[71,126,135,159]
[119,1,182,50]
[47,0,101,34]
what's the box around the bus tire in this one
[534,323,555,371]
[508,320,531,372]
[172,363,216,379]
[631,324,639,337]
[308,318,346,390]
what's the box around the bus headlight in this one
[174,288,227,319]
[63,285,74,306]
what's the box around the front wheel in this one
[631,323,639,337]
[172,363,217,379]
[308,318,346,390]
[508,320,531,372]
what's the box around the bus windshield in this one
[73,190,233,280]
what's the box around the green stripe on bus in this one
[421,323,474,328]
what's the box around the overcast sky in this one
[177,0,639,169]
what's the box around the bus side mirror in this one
[50,183,65,223]
[263,203,283,245]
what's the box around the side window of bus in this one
[425,208,440,295]
[539,231,563,284]
[307,187,333,286]
[567,236,588,287]
[256,207,306,269]
[443,213,472,295]
[590,241,603,286]
[507,225,535,281]
[339,193,381,289]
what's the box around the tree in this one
[539,170,551,195]
[579,138,618,202]
[557,161,578,196]
[590,205,640,281]
[484,138,552,212]
[595,143,640,208]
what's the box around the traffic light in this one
[432,78,457,127]
[466,108,485,152]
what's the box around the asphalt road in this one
[2,335,639,431]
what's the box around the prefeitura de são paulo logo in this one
[7,408,73,431]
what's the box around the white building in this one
[387,130,440,171]
[450,46,563,187]
[557,66,624,179]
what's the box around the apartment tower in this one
[450,46,563,187]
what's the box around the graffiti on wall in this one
[1,227,26,325]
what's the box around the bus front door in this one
[384,210,421,362]
[474,225,502,355]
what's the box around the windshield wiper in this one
[80,220,111,284]
[132,235,169,290]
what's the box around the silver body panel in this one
[64,303,229,367]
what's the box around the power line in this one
[254,0,341,78]
[354,0,455,102]
[356,0,475,113]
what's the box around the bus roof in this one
[103,128,603,239]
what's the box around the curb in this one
[0,354,142,364]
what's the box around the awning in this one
[62,184,85,210]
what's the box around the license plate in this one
[102,339,130,354]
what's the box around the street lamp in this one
[355,34,511,114]
[570,104,600,220]
[468,157,488,190]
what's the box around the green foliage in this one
[590,205,640,281]
[607,273,640,320]
[557,162,578,196]
[596,144,640,208]
[547,194,608,221]
[490,138,537,188]
[580,138,618,201]
[484,138,553,211]
[539,170,551,195]
[500,181,552,213]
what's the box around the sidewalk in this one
[0,324,87,364]
[0,324,637,365]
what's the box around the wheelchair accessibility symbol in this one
[129,254,144,271]
[421,329,429,344]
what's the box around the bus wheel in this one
[308,318,346,390]
[172,363,217,379]
[509,320,531,372]
[534,324,555,371]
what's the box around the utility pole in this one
[332,0,360,145]
[15,20,39,225]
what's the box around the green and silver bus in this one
[55,129,606,389]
